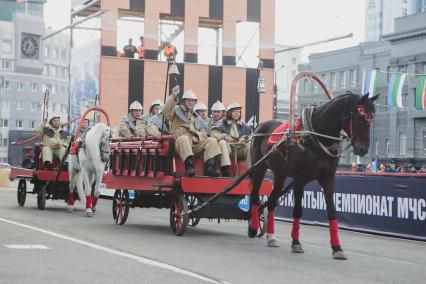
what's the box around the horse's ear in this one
[370,93,380,102]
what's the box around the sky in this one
[44,0,366,63]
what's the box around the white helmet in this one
[182,89,197,100]
[129,101,143,110]
[211,100,226,111]
[226,102,242,112]
[150,99,163,108]
[48,116,60,124]
[194,102,207,111]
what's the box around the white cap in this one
[129,101,143,110]
[194,102,207,111]
[226,102,242,112]
[211,100,226,111]
[150,99,163,108]
[182,89,197,100]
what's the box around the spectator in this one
[163,41,177,61]
[379,164,386,173]
[123,38,137,58]
[408,164,418,173]
[366,163,372,172]
[385,160,398,173]
[138,36,144,59]
[351,162,356,172]
[356,163,365,172]
[420,164,426,173]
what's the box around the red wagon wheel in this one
[112,190,129,225]
[170,195,189,236]
[17,179,27,207]
[37,185,46,210]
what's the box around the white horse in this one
[68,123,111,216]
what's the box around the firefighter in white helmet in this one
[35,116,68,169]
[163,86,221,177]
[194,102,208,121]
[141,99,163,122]
[118,100,145,138]
[211,102,252,177]
[206,100,226,133]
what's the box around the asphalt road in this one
[1,180,425,284]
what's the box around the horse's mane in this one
[84,123,110,159]
[316,92,376,116]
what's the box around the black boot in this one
[44,161,52,169]
[204,158,220,177]
[184,156,195,177]
[221,166,231,177]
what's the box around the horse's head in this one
[343,93,378,157]
[99,128,112,163]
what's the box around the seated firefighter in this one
[163,85,221,177]
[118,101,145,138]
[194,102,208,121]
[146,110,170,138]
[211,103,252,177]
[206,100,226,133]
[35,116,68,169]
[141,99,163,122]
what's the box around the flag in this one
[362,70,381,98]
[416,75,426,110]
[387,73,406,108]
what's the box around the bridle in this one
[347,104,374,138]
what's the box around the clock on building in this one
[21,33,40,59]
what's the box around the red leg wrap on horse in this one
[329,219,340,247]
[291,218,301,240]
[68,192,74,206]
[85,196,92,209]
[267,210,275,234]
[92,197,98,207]
[250,205,259,230]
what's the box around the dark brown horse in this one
[248,92,377,259]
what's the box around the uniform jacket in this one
[35,123,68,148]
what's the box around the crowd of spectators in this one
[351,160,426,174]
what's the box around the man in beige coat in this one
[35,116,68,169]
[118,101,145,138]
[163,85,221,177]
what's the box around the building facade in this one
[274,46,303,121]
[0,2,70,165]
[365,0,420,42]
[299,13,426,167]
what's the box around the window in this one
[16,120,23,128]
[52,85,57,94]
[18,82,24,91]
[61,68,66,78]
[31,82,37,92]
[424,63,426,75]
[402,8,407,15]
[45,65,50,76]
[2,80,10,90]
[386,139,391,156]
[54,47,59,61]
[16,101,24,110]
[1,40,12,54]
[31,101,37,111]
[331,72,336,90]
[0,139,7,147]
[51,66,56,77]
[60,86,65,94]
[340,70,346,89]
[0,119,8,127]
[61,49,66,61]
[423,131,426,156]
[350,69,356,87]
[375,140,379,156]
[2,60,12,70]
[31,121,36,129]
[313,82,318,93]
[291,70,296,77]
[399,65,407,74]
[399,133,406,156]
[44,45,50,58]
[291,57,296,64]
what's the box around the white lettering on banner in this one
[280,191,425,221]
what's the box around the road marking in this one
[4,245,50,249]
[0,217,228,284]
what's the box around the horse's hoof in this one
[85,208,93,217]
[332,250,348,260]
[66,205,73,213]
[247,227,257,238]
[291,244,304,253]
[91,207,96,214]
[267,238,280,247]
